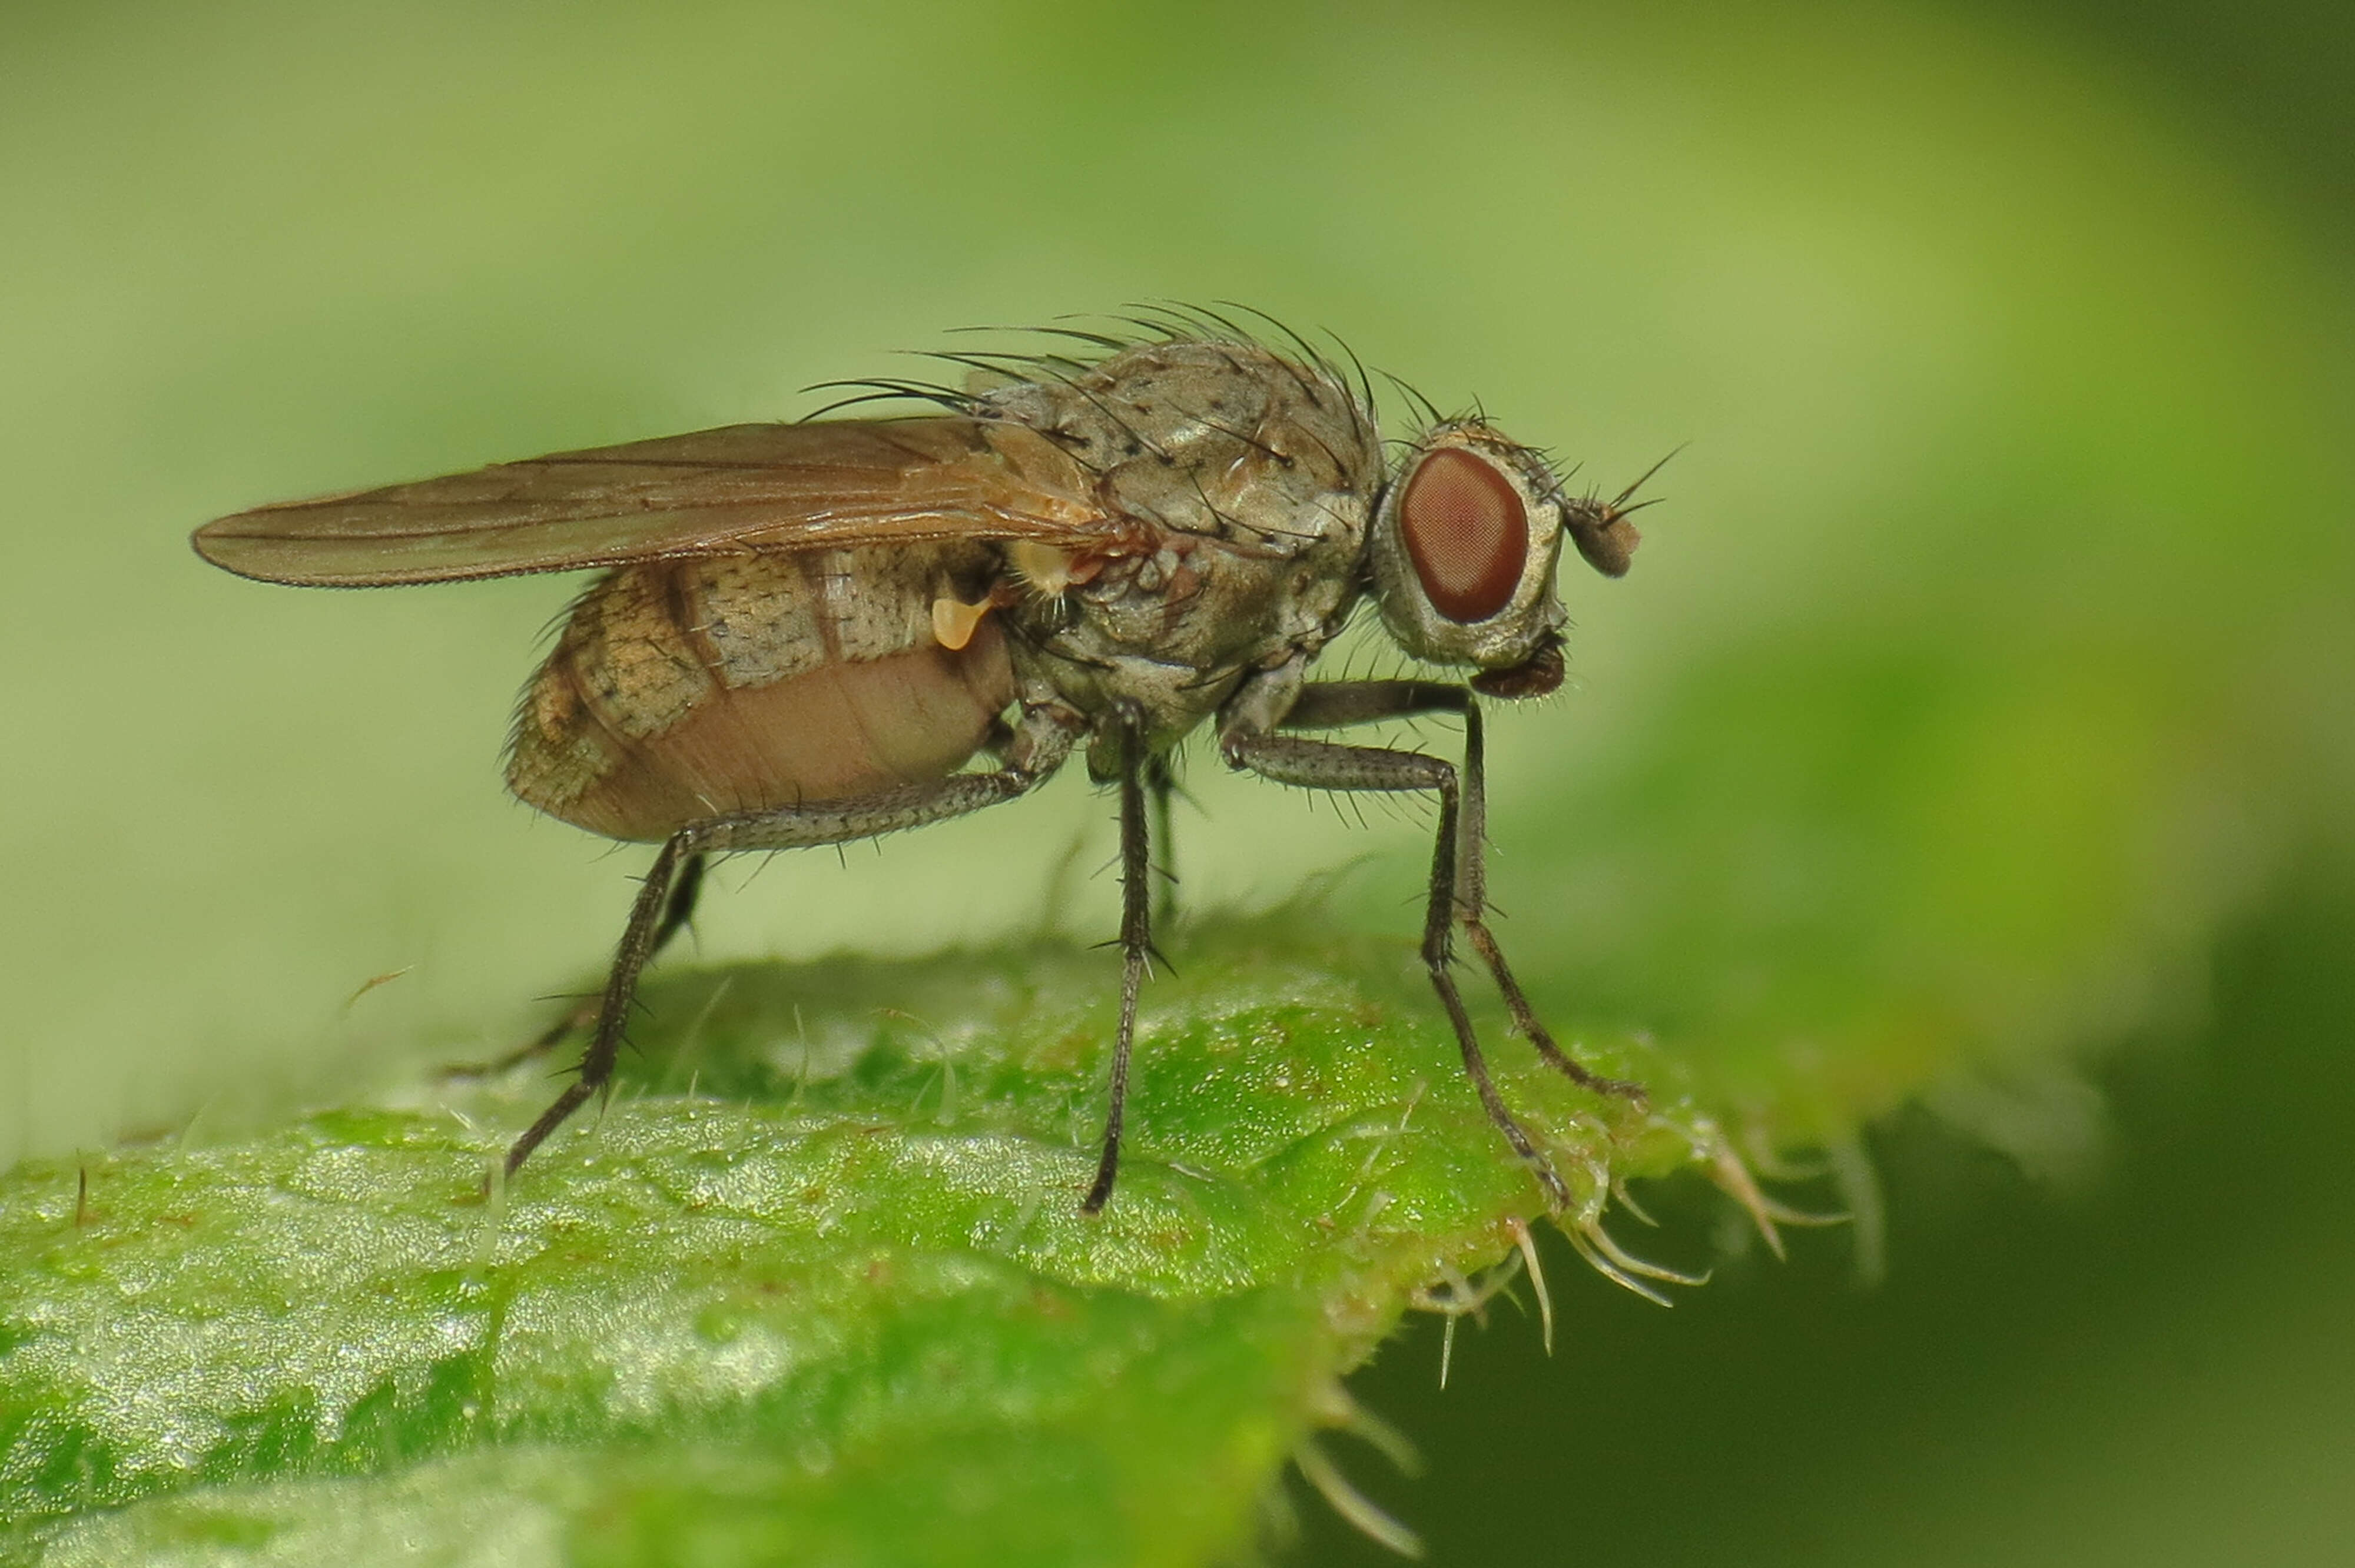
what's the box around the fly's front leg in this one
[502,704,1081,1179]
[1223,683,1571,1208]
[1449,705,1644,1102]
[1083,703,1154,1215]
[1282,679,1644,1101]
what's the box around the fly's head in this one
[1368,421,1652,699]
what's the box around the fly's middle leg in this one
[1083,704,1156,1215]
[1144,751,1180,933]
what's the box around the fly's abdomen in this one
[506,545,1014,841]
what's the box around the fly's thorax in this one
[983,340,1382,553]
[1026,648,1252,780]
[1033,522,1366,666]
[1368,422,1575,676]
[1003,500,1370,767]
[990,338,1379,757]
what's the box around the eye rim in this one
[1366,420,1571,675]
[1395,445,1531,624]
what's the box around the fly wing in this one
[193,417,1115,586]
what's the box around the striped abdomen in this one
[507,543,1015,841]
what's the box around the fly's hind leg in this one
[501,703,1081,1179]
[452,853,708,1081]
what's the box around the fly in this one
[192,307,1658,1213]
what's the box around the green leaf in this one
[0,919,1763,1567]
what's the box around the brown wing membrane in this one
[193,418,1112,586]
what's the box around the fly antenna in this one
[1608,441,1690,510]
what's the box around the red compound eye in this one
[1398,447,1528,623]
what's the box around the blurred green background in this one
[2,0,2350,1562]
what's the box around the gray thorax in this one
[985,339,1382,778]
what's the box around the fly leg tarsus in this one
[1458,918,1644,1101]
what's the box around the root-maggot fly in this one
[194,306,1659,1212]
